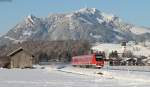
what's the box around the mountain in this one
[0,8,150,46]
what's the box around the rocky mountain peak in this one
[0,8,150,46]
[25,14,40,25]
[77,8,100,14]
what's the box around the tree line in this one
[0,40,91,63]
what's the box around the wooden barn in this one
[7,47,34,68]
[0,56,10,68]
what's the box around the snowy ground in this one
[0,66,150,87]
[103,65,150,72]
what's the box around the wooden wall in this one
[10,51,33,68]
[0,57,10,68]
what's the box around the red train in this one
[72,53,105,68]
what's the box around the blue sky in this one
[0,0,150,35]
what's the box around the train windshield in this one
[95,55,103,61]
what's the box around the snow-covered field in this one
[103,66,150,72]
[0,66,150,87]
[59,66,150,86]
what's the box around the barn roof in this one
[7,47,34,57]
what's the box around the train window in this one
[95,55,103,61]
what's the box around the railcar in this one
[72,53,105,68]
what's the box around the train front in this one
[94,53,105,68]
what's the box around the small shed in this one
[7,47,34,68]
[0,56,10,68]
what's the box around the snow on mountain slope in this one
[101,12,115,23]
[0,8,150,45]
[131,27,150,35]
[4,36,24,43]
[78,8,98,14]
[92,43,124,56]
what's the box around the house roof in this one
[7,47,34,57]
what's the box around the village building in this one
[7,47,34,68]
